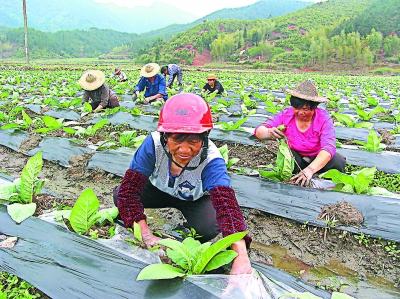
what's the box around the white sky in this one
[93,0,265,18]
[94,0,322,18]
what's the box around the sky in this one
[93,0,265,18]
[93,0,322,18]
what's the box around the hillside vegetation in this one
[109,0,312,56]
[332,0,400,37]
[4,28,138,59]
[133,0,400,70]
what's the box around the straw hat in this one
[284,80,329,103]
[114,66,121,74]
[79,70,105,91]
[140,63,160,78]
[206,74,216,80]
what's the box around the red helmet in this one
[157,93,213,133]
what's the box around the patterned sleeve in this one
[210,186,252,249]
[167,65,174,86]
[117,169,149,228]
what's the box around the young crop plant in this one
[259,140,294,182]
[136,231,247,280]
[242,93,258,109]
[124,222,145,246]
[216,117,248,131]
[0,105,24,124]
[54,188,119,235]
[174,227,202,240]
[202,91,218,103]
[97,131,147,150]
[218,144,240,169]
[1,110,34,131]
[239,103,256,116]
[210,103,229,114]
[57,98,82,109]
[264,101,285,114]
[355,106,385,121]
[320,167,400,197]
[0,271,41,299]
[34,115,77,135]
[73,119,110,137]
[348,97,368,110]
[331,113,374,129]
[353,129,385,152]
[0,152,46,224]
[216,98,235,108]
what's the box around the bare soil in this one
[0,134,399,292]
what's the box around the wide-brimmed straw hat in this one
[114,67,121,74]
[140,63,160,78]
[284,80,329,103]
[79,70,105,91]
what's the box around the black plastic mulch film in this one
[1,100,399,298]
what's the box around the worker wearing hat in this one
[132,63,167,104]
[79,70,120,112]
[202,74,224,94]
[112,66,128,82]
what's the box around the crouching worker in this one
[132,63,168,104]
[113,93,252,275]
[254,80,346,187]
[79,70,120,113]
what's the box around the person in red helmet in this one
[113,93,252,275]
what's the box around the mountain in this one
[331,0,400,37]
[107,0,314,56]
[0,0,197,34]
[199,0,312,22]
[133,0,395,68]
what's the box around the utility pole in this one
[22,0,29,65]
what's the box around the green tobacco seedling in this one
[259,140,294,182]
[3,151,46,223]
[137,231,247,280]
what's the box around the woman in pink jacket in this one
[254,80,346,187]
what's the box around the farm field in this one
[0,63,400,298]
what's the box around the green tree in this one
[365,28,383,61]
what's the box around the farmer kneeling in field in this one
[113,93,252,275]
[202,74,224,94]
[111,66,128,82]
[254,80,346,187]
[132,63,168,104]
[79,70,120,113]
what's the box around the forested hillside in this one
[332,0,400,37]
[4,28,138,59]
[103,0,313,57]
[132,0,400,70]
[197,0,311,22]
